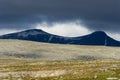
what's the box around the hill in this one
[0,39,120,60]
[0,29,120,46]
[0,40,120,80]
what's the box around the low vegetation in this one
[0,59,120,80]
[0,40,120,80]
[0,39,120,60]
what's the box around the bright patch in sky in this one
[0,29,19,35]
[107,32,120,41]
[35,21,91,37]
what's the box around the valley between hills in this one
[0,39,120,80]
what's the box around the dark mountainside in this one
[0,29,120,46]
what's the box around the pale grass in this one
[0,39,120,80]
[0,39,120,60]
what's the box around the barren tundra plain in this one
[0,39,120,80]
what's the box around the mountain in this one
[0,29,120,46]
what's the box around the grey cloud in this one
[0,0,119,32]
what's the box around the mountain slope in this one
[0,39,120,60]
[0,29,120,46]
[69,31,120,46]
[0,29,68,44]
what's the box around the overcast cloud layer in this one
[0,0,120,40]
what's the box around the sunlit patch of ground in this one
[0,59,120,80]
[0,40,120,80]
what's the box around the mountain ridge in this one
[0,29,120,46]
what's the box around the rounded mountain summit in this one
[0,29,120,46]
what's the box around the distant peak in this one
[16,29,47,37]
[91,31,107,36]
[24,29,44,32]
[94,31,106,33]
[21,29,47,34]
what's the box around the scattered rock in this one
[106,77,118,80]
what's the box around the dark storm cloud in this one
[0,0,119,32]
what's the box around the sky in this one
[0,0,120,40]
